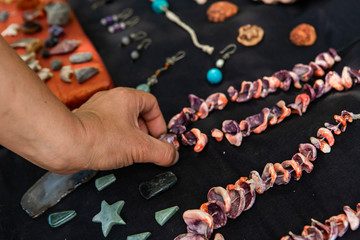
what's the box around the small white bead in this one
[215,59,225,68]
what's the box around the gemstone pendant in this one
[136,83,151,92]
[206,68,223,84]
[151,0,169,14]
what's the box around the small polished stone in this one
[130,50,140,60]
[38,68,53,82]
[21,170,97,218]
[1,24,20,37]
[50,59,62,71]
[74,67,99,83]
[207,68,223,84]
[10,38,42,52]
[127,232,151,240]
[92,200,126,237]
[45,36,59,48]
[48,210,76,228]
[23,8,45,21]
[60,65,73,83]
[20,21,42,34]
[49,39,81,55]
[40,49,50,59]
[49,25,64,37]
[45,2,71,26]
[215,59,225,68]
[155,206,179,226]
[121,36,131,46]
[152,0,169,14]
[69,52,93,64]
[0,11,9,22]
[136,83,150,92]
[95,174,116,191]
[139,171,177,199]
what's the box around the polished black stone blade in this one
[138,171,177,200]
[21,170,97,218]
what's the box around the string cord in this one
[164,9,214,55]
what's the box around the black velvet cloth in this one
[1,0,360,239]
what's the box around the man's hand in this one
[71,88,179,173]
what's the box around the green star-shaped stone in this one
[92,200,126,237]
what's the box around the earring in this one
[100,8,133,26]
[130,38,152,61]
[206,43,237,84]
[108,16,140,34]
[136,51,186,92]
[120,31,148,47]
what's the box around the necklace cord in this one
[164,9,214,55]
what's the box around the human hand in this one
[69,87,179,173]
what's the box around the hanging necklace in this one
[174,110,360,239]
[148,0,214,55]
[282,202,360,239]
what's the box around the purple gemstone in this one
[49,25,64,37]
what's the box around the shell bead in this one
[207,68,223,84]
[152,0,169,14]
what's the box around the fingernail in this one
[173,150,179,165]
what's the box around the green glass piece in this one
[127,232,151,240]
[48,210,77,228]
[95,173,116,191]
[136,83,151,92]
[92,200,126,237]
[155,206,179,226]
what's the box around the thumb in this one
[134,133,179,167]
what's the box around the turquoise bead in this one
[206,68,223,84]
[151,0,169,14]
[136,83,151,92]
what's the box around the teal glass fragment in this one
[92,200,126,237]
[48,210,77,228]
[127,232,151,240]
[95,173,116,191]
[155,206,179,226]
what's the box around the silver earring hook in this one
[137,38,152,50]
[220,43,237,60]
[130,31,148,41]
[166,51,186,65]
[125,16,140,27]
[117,8,134,20]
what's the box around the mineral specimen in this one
[92,200,126,237]
[45,2,71,26]
[69,52,93,64]
[60,65,73,83]
[155,206,179,226]
[50,59,62,71]
[139,171,177,199]
[95,173,116,191]
[20,21,42,34]
[49,39,81,55]
[21,170,97,218]
[48,210,77,228]
[74,67,99,83]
